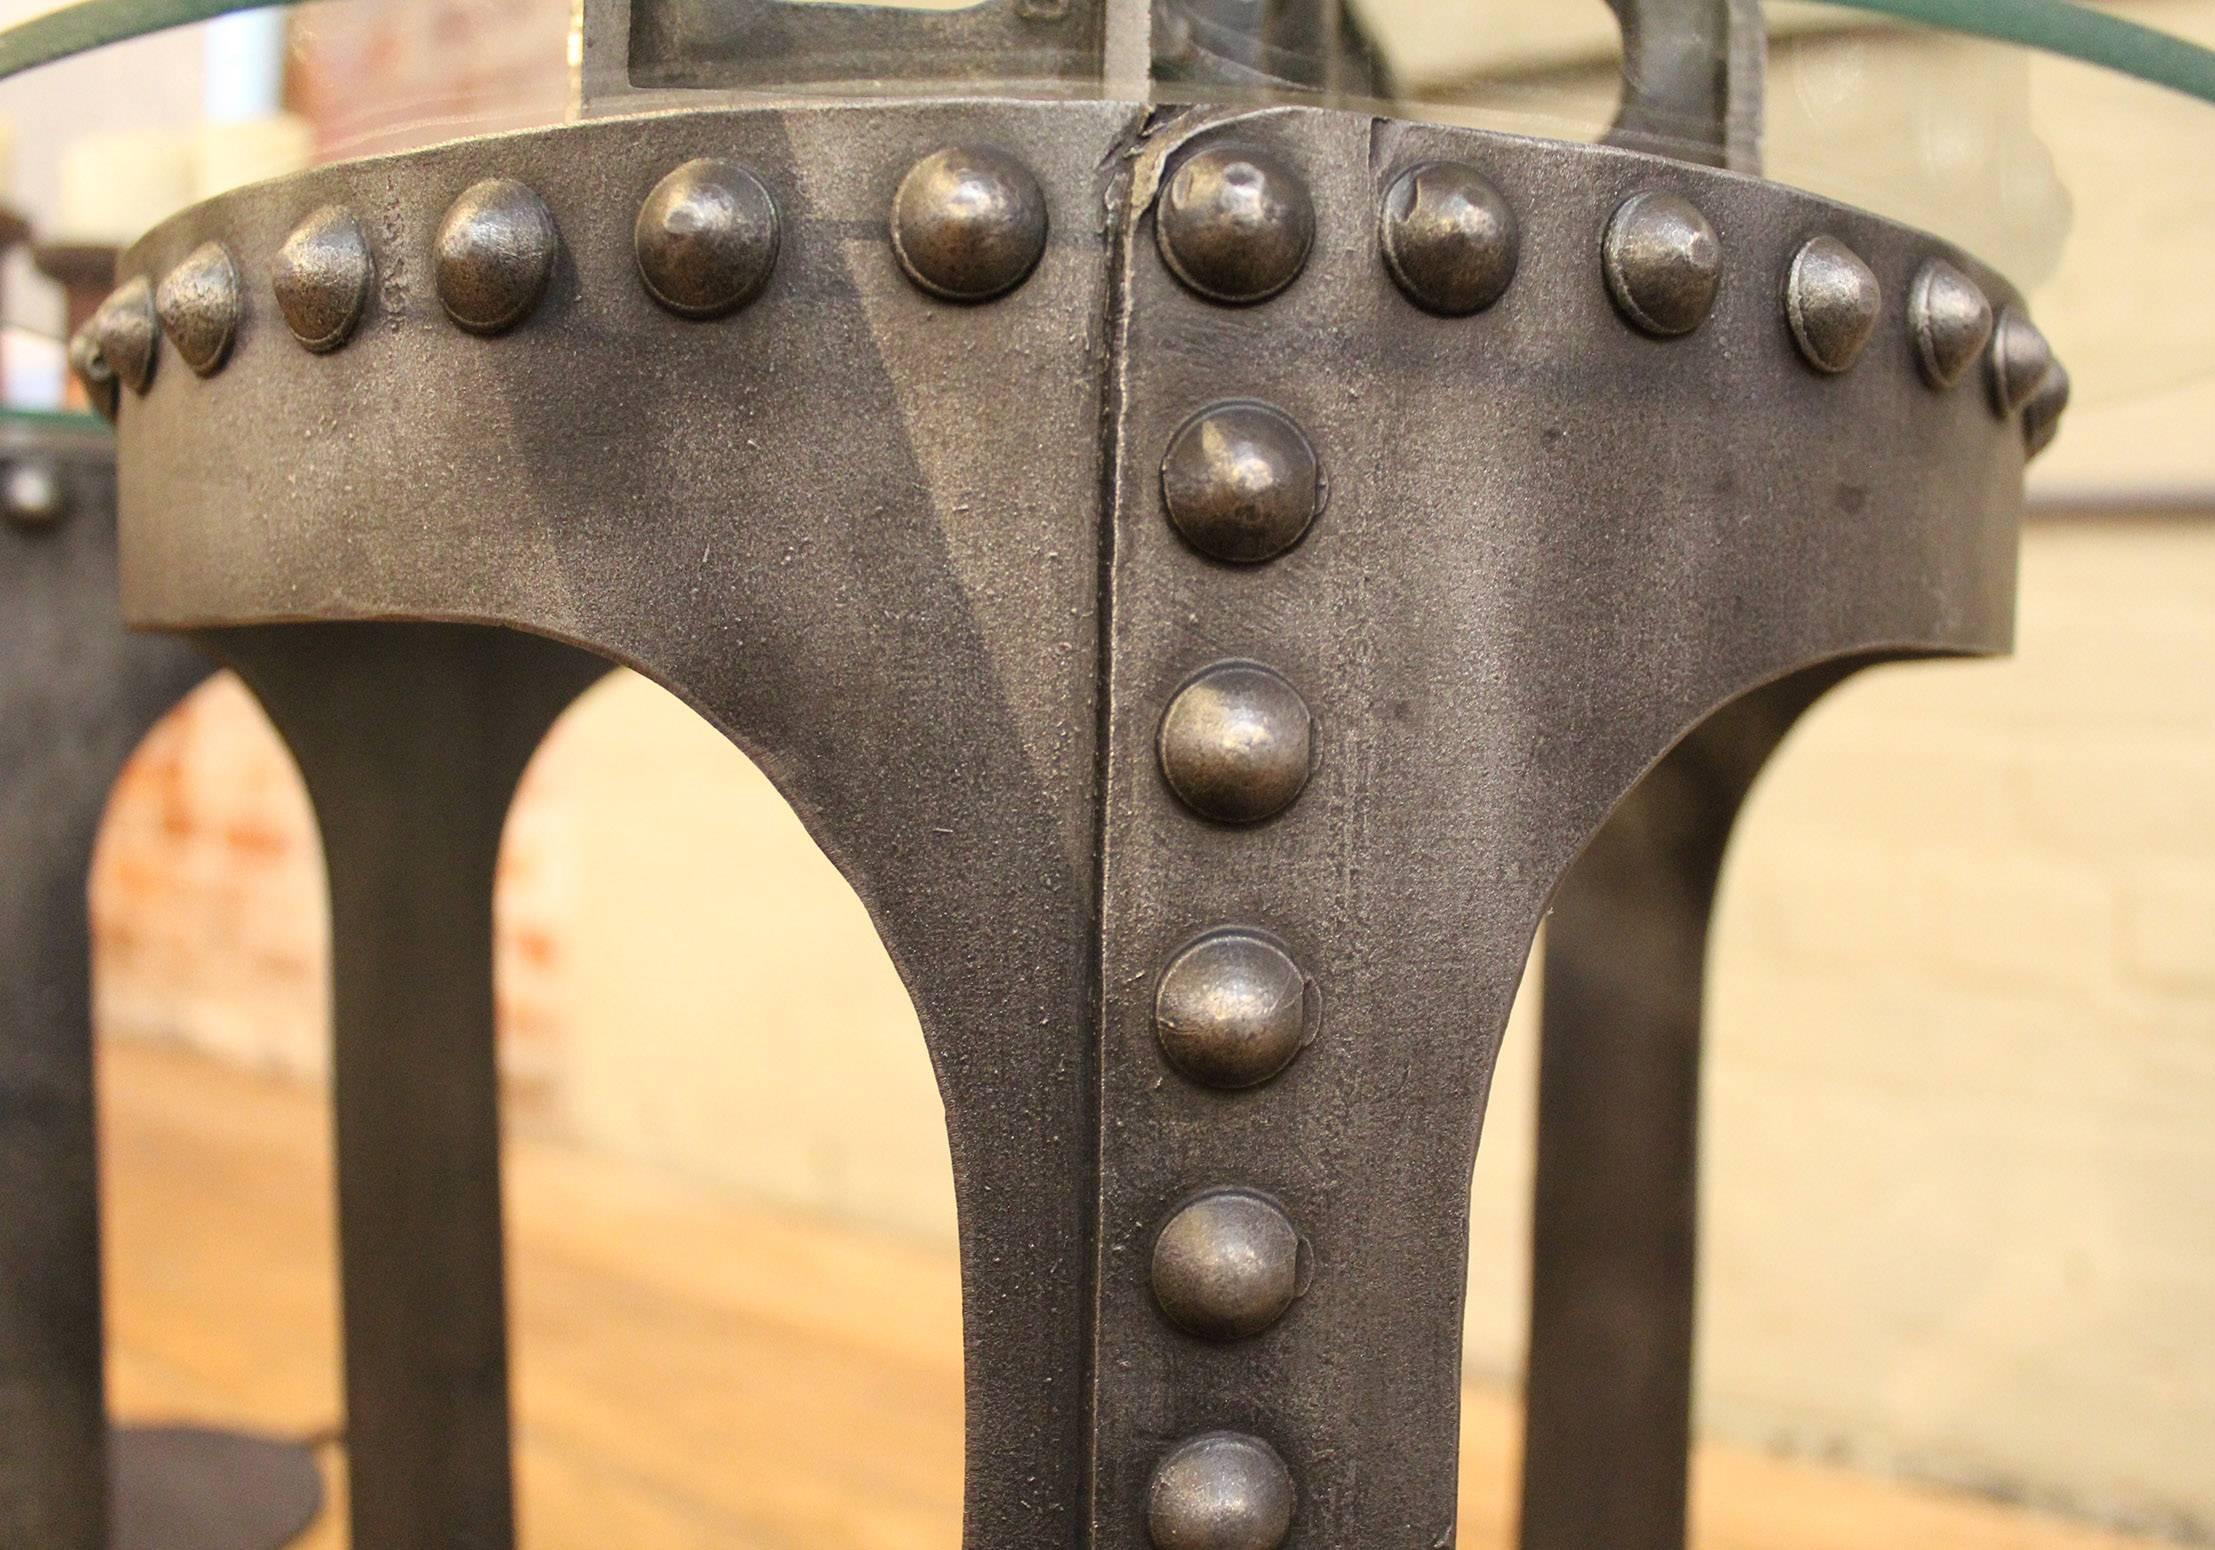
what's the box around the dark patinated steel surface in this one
[119,99,1126,1550]
[97,92,2039,1549]
[0,417,210,1547]
[201,625,605,1550]
[591,0,1392,105]
[1090,103,2020,1548]
[1,421,338,1550]
[1521,661,1861,1550]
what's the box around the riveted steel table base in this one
[205,624,604,1550]
[90,93,2042,1549]
[1520,660,1861,1550]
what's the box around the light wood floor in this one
[99,1041,2169,1550]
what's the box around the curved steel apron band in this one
[100,97,2038,1548]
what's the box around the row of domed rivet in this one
[1147,659,1315,1550]
[1146,640,1312,1550]
[73,142,2067,454]
[70,148,988,399]
[1153,143,2067,436]
[1142,672,1313,1543]
[1141,171,1333,1548]
[1597,185,2070,431]
[1144,692,1312,1546]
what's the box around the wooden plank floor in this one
[98,1041,2169,1550]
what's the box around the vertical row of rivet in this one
[1134,139,1322,1550]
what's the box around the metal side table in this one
[38,0,2085,1545]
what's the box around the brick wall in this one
[285,0,572,160]
[1696,517,2215,1541]
[92,672,581,1127]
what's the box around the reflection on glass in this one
[1,0,2212,407]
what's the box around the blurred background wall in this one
[0,0,2205,1540]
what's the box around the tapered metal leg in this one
[0,715,129,1550]
[1519,663,1860,1550]
[1,433,211,1550]
[209,622,604,1550]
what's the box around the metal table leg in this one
[5,419,342,1550]
[1520,662,1860,1550]
[1,421,211,1547]
[207,623,605,1550]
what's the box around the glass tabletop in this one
[4,0,2213,101]
[0,0,2210,489]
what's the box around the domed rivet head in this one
[1152,1189,1307,1341]
[3,462,65,529]
[1155,928,1317,1089]
[1156,145,1314,306]
[435,178,559,335]
[1909,258,1993,389]
[1161,401,1322,564]
[1784,235,1881,374]
[92,275,159,394]
[890,146,1048,303]
[1988,306,2053,416]
[155,241,242,377]
[1378,160,1519,316]
[1148,1432,1297,1550]
[636,158,780,319]
[273,205,374,353]
[1603,191,1721,337]
[2022,358,2070,458]
[1158,662,1313,825]
[68,325,119,422]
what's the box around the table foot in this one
[108,1425,324,1550]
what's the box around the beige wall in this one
[1696,519,2215,1539]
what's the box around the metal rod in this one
[1605,0,1766,172]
